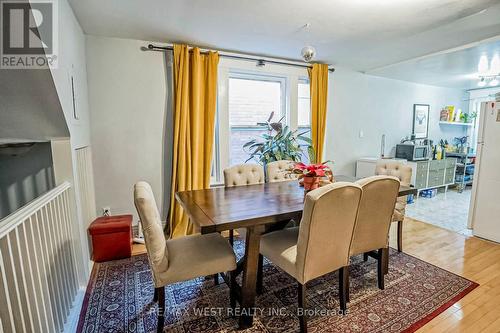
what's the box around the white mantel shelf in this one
[439,121,473,127]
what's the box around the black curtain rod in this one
[145,44,335,72]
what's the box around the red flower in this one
[292,162,331,178]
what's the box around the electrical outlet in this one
[102,206,111,216]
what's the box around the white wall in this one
[325,67,468,176]
[46,0,94,288]
[0,69,69,141]
[48,0,91,149]
[86,35,169,222]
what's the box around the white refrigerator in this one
[469,100,500,243]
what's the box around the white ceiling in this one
[368,38,500,89]
[69,0,500,72]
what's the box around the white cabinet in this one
[355,157,405,178]
[406,158,456,191]
[355,157,378,178]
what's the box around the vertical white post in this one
[0,235,27,332]
[0,249,15,332]
[27,214,55,333]
[13,226,36,332]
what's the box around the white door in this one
[472,102,500,242]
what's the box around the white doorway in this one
[406,89,499,236]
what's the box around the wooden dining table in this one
[175,175,417,328]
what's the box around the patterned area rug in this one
[77,241,477,333]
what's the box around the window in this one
[212,60,311,185]
[297,80,311,163]
[298,80,311,128]
[228,74,286,165]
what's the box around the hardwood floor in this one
[132,218,500,332]
[389,218,500,333]
[132,243,146,256]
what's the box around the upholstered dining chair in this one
[265,160,300,227]
[375,161,412,252]
[259,182,362,332]
[223,163,265,187]
[133,181,237,333]
[350,176,400,291]
[223,163,265,245]
[266,160,297,183]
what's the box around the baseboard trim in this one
[64,288,85,333]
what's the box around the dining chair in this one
[375,161,412,252]
[223,163,265,244]
[266,160,297,183]
[223,163,265,187]
[259,182,362,332]
[133,181,237,333]
[350,175,400,291]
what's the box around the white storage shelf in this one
[439,121,473,127]
[407,158,457,195]
[355,157,456,195]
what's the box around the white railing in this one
[0,182,79,333]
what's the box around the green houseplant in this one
[243,112,314,164]
[460,112,477,124]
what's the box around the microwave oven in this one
[395,144,429,161]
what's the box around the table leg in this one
[239,225,264,328]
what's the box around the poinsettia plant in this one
[291,161,332,178]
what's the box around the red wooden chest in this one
[88,215,132,262]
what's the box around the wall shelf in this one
[439,121,473,127]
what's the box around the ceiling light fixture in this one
[478,55,489,73]
[490,54,500,74]
[301,46,316,62]
[300,23,316,63]
[477,73,499,88]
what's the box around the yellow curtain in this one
[308,64,329,163]
[169,44,219,237]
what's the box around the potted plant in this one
[243,112,314,165]
[291,162,332,191]
[460,112,477,124]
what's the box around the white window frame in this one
[213,58,309,185]
[229,71,288,127]
[297,76,311,128]
[297,77,312,162]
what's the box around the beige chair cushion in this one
[261,182,362,284]
[159,233,236,285]
[260,227,299,278]
[134,181,236,287]
[223,164,265,187]
[350,176,400,256]
[375,161,412,186]
[375,161,412,223]
[267,160,297,183]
